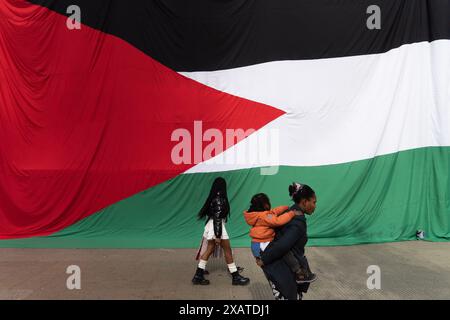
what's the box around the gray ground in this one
[0,241,449,300]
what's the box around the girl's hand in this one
[215,238,221,245]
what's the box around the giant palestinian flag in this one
[0,0,449,248]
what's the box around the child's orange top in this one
[243,206,296,243]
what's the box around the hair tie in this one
[291,182,303,198]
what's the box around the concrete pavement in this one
[1,241,449,299]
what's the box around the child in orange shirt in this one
[244,193,314,283]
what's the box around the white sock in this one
[198,259,208,270]
[227,262,237,273]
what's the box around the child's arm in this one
[271,206,289,216]
[261,210,295,228]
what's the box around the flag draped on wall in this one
[0,0,449,248]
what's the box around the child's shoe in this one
[296,269,317,283]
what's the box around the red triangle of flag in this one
[0,2,284,238]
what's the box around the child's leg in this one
[251,242,261,259]
[282,251,302,274]
[283,252,317,283]
[251,242,263,266]
[298,255,313,274]
[296,255,317,283]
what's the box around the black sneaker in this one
[297,273,317,284]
